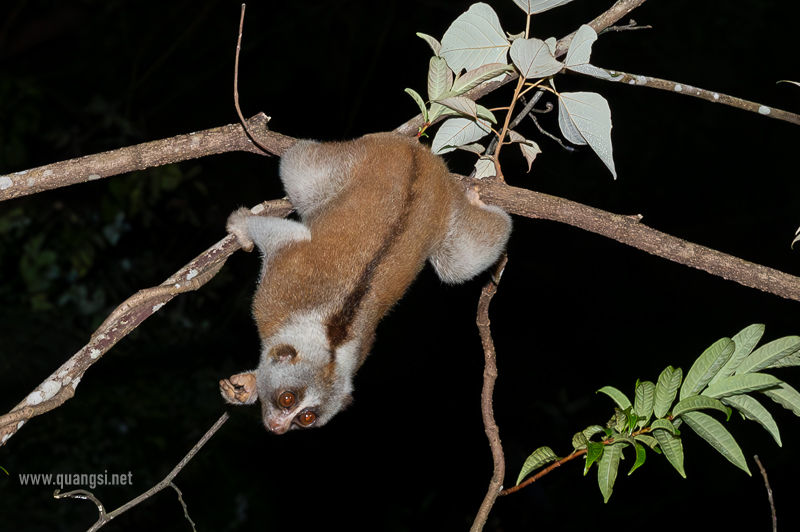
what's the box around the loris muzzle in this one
[220,132,511,434]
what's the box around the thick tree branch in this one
[0,113,294,202]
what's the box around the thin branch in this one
[754,455,778,532]
[470,255,508,532]
[55,413,229,531]
[581,67,800,126]
[0,200,292,446]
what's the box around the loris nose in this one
[267,419,291,434]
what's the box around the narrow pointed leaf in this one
[427,56,453,101]
[634,381,656,428]
[597,443,623,503]
[652,429,685,477]
[404,88,428,122]
[435,96,477,118]
[680,338,734,400]
[651,418,677,435]
[513,0,575,15]
[702,373,783,399]
[517,446,558,485]
[634,434,659,451]
[508,131,541,171]
[510,38,563,79]
[722,395,782,446]
[573,431,589,451]
[476,104,497,123]
[416,32,442,56]
[736,336,800,375]
[583,425,606,441]
[597,386,631,410]
[584,441,604,475]
[654,366,682,418]
[672,395,730,418]
[451,63,513,94]
[682,412,751,475]
[763,382,800,417]
[431,117,491,155]
[557,92,616,178]
[628,442,646,475]
[710,324,765,385]
[440,3,509,73]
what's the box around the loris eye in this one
[278,391,295,408]
[297,411,316,427]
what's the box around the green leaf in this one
[516,446,558,485]
[722,395,782,446]
[672,395,731,420]
[634,434,660,452]
[736,336,800,375]
[612,408,629,434]
[762,382,800,417]
[404,88,428,122]
[654,366,682,418]
[680,338,734,400]
[628,442,646,475]
[597,442,623,503]
[652,429,686,478]
[572,432,589,451]
[702,373,783,399]
[634,381,655,428]
[416,32,442,56]
[510,37,563,79]
[583,425,606,441]
[584,442,604,475]
[650,418,677,435]
[710,324,765,385]
[431,117,491,155]
[451,63,514,95]
[475,104,497,124]
[597,386,632,410]
[682,411,751,475]
[427,56,453,102]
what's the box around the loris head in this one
[220,313,358,434]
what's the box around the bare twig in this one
[470,255,508,532]
[170,482,198,532]
[754,455,778,532]
[578,67,800,126]
[55,413,228,532]
[599,19,652,34]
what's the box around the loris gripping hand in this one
[222,133,511,434]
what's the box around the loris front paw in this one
[220,372,258,405]
[226,207,255,252]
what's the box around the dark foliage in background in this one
[1,0,799,530]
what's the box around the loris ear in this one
[220,372,258,405]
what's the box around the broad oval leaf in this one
[473,157,496,179]
[565,24,597,69]
[572,431,589,451]
[508,131,541,171]
[583,425,607,441]
[722,394,782,446]
[427,56,453,101]
[634,381,656,428]
[510,38,563,79]
[681,411,751,475]
[680,338,734,401]
[710,324,765,385]
[763,382,800,417]
[736,336,800,375]
[628,442,646,476]
[513,0,574,15]
[440,3,509,74]
[702,373,783,399]
[557,92,616,178]
[672,395,730,418]
[597,442,623,503]
[435,96,477,118]
[431,117,491,155]
[654,366,682,418]
[597,385,631,410]
[652,429,685,478]
[517,446,558,485]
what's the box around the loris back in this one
[221,133,511,433]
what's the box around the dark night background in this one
[1,0,800,530]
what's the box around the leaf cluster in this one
[516,324,800,502]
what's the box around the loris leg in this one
[227,207,311,254]
[429,188,512,284]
